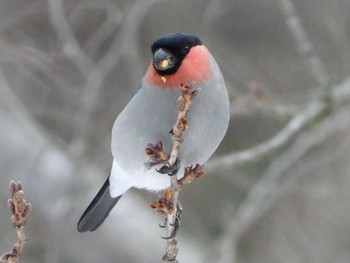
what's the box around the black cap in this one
[151,33,202,75]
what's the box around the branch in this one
[1,181,32,263]
[0,71,49,147]
[209,99,329,173]
[48,0,160,154]
[209,103,350,263]
[147,83,202,262]
[204,76,350,262]
[277,0,330,89]
[47,0,95,75]
[164,84,203,262]
[230,95,299,120]
[208,76,350,175]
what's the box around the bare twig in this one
[0,71,48,147]
[277,0,330,90]
[208,103,350,263]
[47,0,95,75]
[230,95,299,120]
[209,76,350,175]
[209,98,330,174]
[162,84,201,262]
[48,0,160,156]
[147,83,201,262]
[207,6,350,259]
[1,181,32,263]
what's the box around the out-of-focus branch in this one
[209,76,350,174]
[47,0,95,75]
[209,100,329,172]
[332,77,350,105]
[70,1,123,57]
[206,3,350,254]
[230,95,299,120]
[208,103,350,263]
[207,10,350,259]
[277,0,330,90]
[75,0,159,136]
[211,0,338,176]
[48,0,160,155]
[1,181,32,263]
[0,71,48,147]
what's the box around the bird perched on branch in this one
[77,33,230,232]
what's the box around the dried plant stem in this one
[1,181,32,263]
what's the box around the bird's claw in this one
[159,218,167,228]
[160,201,183,239]
[156,157,181,176]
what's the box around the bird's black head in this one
[151,33,202,75]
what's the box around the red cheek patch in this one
[144,45,213,88]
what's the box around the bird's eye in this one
[157,56,174,70]
[153,48,176,71]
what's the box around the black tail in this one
[77,176,122,232]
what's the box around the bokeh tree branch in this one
[1,0,350,262]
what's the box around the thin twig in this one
[48,0,160,156]
[230,95,299,120]
[209,99,330,173]
[208,76,350,175]
[277,0,330,89]
[47,0,94,75]
[163,84,201,263]
[209,103,350,263]
[1,181,32,263]
[147,83,201,262]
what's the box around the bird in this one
[77,33,230,232]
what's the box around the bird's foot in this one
[161,201,183,239]
[151,188,182,238]
[157,157,181,176]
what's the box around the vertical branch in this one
[1,181,32,263]
[163,83,201,263]
[147,83,202,262]
[277,0,330,90]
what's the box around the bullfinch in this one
[77,33,230,232]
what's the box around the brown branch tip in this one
[1,181,31,263]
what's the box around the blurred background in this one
[1,0,350,262]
